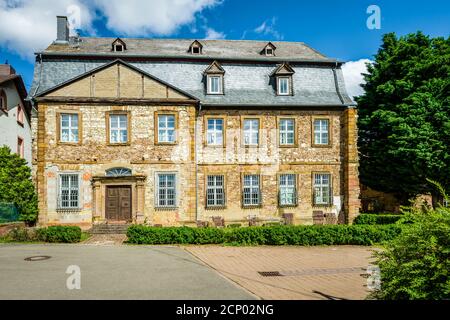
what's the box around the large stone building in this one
[30,17,360,228]
[0,64,33,165]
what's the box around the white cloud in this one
[341,59,373,98]
[93,0,221,36]
[253,17,283,40]
[0,0,222,60]
[0,0,95,60]
[204,27,225,39]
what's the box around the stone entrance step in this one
[89,224,130,235]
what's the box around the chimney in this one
[0,64,16,76]
[55,16,69,44]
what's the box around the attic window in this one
[189,40,203,55]
[0,90,7,113]
[271,63,295,96]
[204,61,225,95]
[112,38,126,52]
[262,42,276,56]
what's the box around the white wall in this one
[0,81,32,166]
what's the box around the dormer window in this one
[261,42,276,56]
[204,61,225,95]
[271,63,295,96]
[189,40,203,55]
[112,38,126,52]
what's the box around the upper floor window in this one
[17,137,24,158]
[204,61,225,95]
[156,173,177,208]
[279,174,297,207]
[17,105,24,125]
[60,113,79,143]
[206,118,224,146]
[279,118,295,146]
[109,113,128,144]
[189,40,203,55]
[58,173,79,209]
[313,119,330,146]
[157,113,176,144]
[112,38,126,52]
[0,90,7,113]
[313,173,332,206]
[243,118,259,146]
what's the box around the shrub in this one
[370,206,450,300]
[37,226,82,243]
[8,227,38,242]
[126,224,402,246]
[354,214,403,225]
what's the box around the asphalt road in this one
[0,244,256,300]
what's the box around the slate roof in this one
[30,37,355,106]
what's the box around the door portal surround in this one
[91,175,146,224]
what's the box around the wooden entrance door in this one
[105,186,132,222]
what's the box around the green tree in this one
[0,146,38,224]
[356,32,450,203]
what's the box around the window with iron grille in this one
[243,119,259,146]
[206,175,225,207]
[243,175,261,206]
[59,174,79,209]
[158,114,176,143]
[279,118,295,145]
[206,118,224,146]
[314,119,329,145]
[60,113,79,143]
[110,114,128,143]
[279,174,297,206]
[156,173,176,208]
[313,173,332,205]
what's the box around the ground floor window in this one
[243,174,261,206]
[279,174,297,206]
[156,173,176,208]
[58,174,79,209]
[206,175,225,208]
[313,173,332,205]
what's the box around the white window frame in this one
[277,76,290,95]
[60,113,79,143]
[243,118,259,146]
[206,118,224,146]
[157,114,176,143]
[155,173,177,208]
[109,114,128,144]
[58,173,80,209]
[206,175,225,208]
[243,174,261,207]
[207,75,223,95]
[313,173,332,206]
[279,118,295,146]
[314,119,330,145]
[279,174,297,206]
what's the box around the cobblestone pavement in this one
[186,245,376,300]
[81,234,127,245]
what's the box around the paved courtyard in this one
[186,246,376,300]
[0,244,255,300]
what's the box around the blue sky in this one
[0,0,449,94]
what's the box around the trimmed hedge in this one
[36,226,82,243]
[354,214,402,225]
[126,224,402,246]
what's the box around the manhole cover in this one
[258,271,283,277]
[24,256,51,261]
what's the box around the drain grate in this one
[258,271,283,277]
[24,256,51,261]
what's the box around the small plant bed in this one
[4,226,83,243]
[126,224,402,246]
